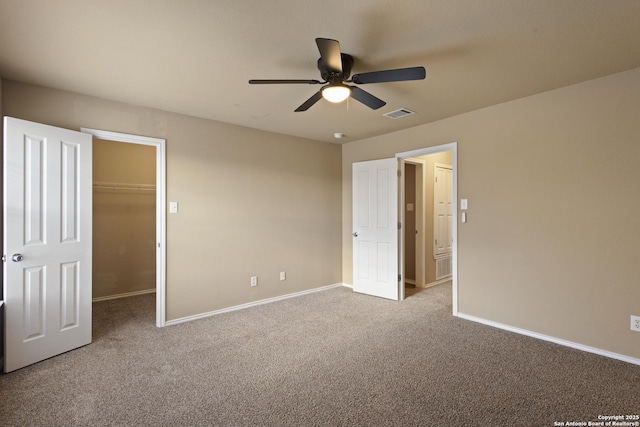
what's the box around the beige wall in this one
[93,139,156,298]
[2,81,342,321]
[343,68,640,360]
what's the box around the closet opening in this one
[82,128,167,327]
[92,139,157,304]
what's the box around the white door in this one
[434,164,453,257]
[3,117,92,372]
[352,158,399,300]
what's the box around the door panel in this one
[24,135,45,245]
[434,164,453,257]
[61,140,81,242]
[24,266,46,340]
[3,117,92,372]
[60,261,80,329]
[352,158,399,300]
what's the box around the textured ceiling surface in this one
[1,0,640,143]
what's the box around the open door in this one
[352,158,400,300]
[3,117,92,372]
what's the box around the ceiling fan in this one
[249,38,426,112]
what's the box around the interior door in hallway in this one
[352,158,399,300]
[3,117,92,372]
[434,163,453,258]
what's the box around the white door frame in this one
[81,128,167,327]
[396,142,458,315]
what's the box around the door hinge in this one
[1,254,5,262]
[435,176,438,183]
[398,274,402,282]
[397,170,401,178]
[398,222,402,230]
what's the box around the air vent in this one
[383,108,415,119]
[435,256,452,280]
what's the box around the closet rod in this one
[93,181,156,193]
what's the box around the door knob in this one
[352,232,358,237]
[12,254,24,262]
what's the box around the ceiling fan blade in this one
[351,66,426,84]
[294,90,324,112]
[249,79,321,84]
[316,38,343,73]
[350,86,386,110]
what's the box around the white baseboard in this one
[166,283,346,326]
[457,312,640,366]
[419,277,452,289]
[341,282,353,289]
[92,288,156,302]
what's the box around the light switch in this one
[169,202,178,214]
[460,199,468,210]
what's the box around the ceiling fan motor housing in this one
[317,53,354,82]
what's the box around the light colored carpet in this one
[1,283,638,426]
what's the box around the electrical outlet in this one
[631,315,640,332]
[250,276,258,287]
[280,271,286,281]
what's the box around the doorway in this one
[92,139,156,300]
[397,143,458,314]
[403,152,453,292]
[81,128,167,327]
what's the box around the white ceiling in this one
[1,0,640,144]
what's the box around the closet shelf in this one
[93,181,156,194]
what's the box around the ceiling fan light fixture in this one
[322,84,351,103]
